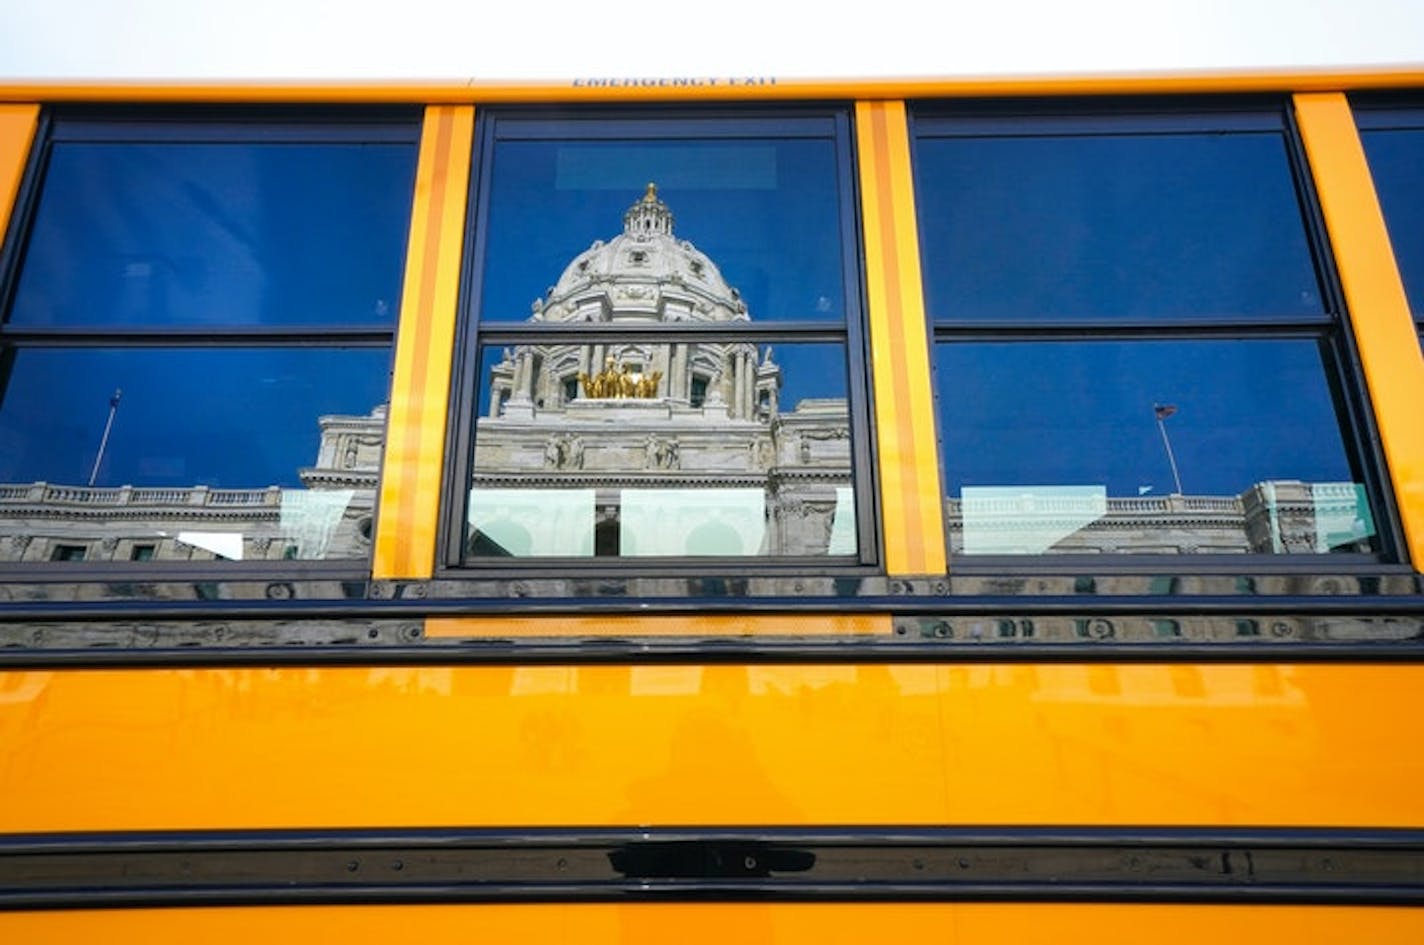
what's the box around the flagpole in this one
[88,389,122,487]
[1154,404,1184,496]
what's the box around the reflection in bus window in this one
[10,142,415,329]
[465,184,858,559]
[914,124,1325,324]
[936,340,1376,555]
[914,105,1380,558]
[0,114,419,566]
[479,138,844,324]
[0,347,393,563]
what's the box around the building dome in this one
[531,184,749,324]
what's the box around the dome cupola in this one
[622,182,674,238]
[532,185,749,325]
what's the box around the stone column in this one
[512,351,528,394]
[668,344,680,398]
[748,351,758,417]
[733,352,746,418]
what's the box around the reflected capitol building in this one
[465,183,854,558]
[0,186,1374,564]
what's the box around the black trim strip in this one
[4,640,1424,671]
[3,593,1424,622]
[4,595,1424,667]
[2,827,1420,909]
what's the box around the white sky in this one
[0,0,1421,81]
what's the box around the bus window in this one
[912,103,1383,560]
[448,108,874,568]
[0,111,420,568]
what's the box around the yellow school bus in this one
[1,69,1423,942]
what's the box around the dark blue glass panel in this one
[915,132,1325,322]
[936,340,1375,555]
[478,137,844,323]
[0,347,390,488]
[8,142,417,327]
[1361,127,1424,317]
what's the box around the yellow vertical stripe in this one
[855,101,946,576]
[0,104,38,239]
[1295,93,1424,570]
[373,105,475,579]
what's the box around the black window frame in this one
[440,104,881,577]
[0,105,423,582]
[909,96,1405,574]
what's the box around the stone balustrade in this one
[0,482,284,508]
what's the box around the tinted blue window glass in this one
[459,112,866,566]
[479,137,844,323]
[1360,127,1424,318]
[915,133,1325,322]
[935,340,1375,555]
[0,347,390,563]
[0,347,390,488]
[9,142,417,328]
